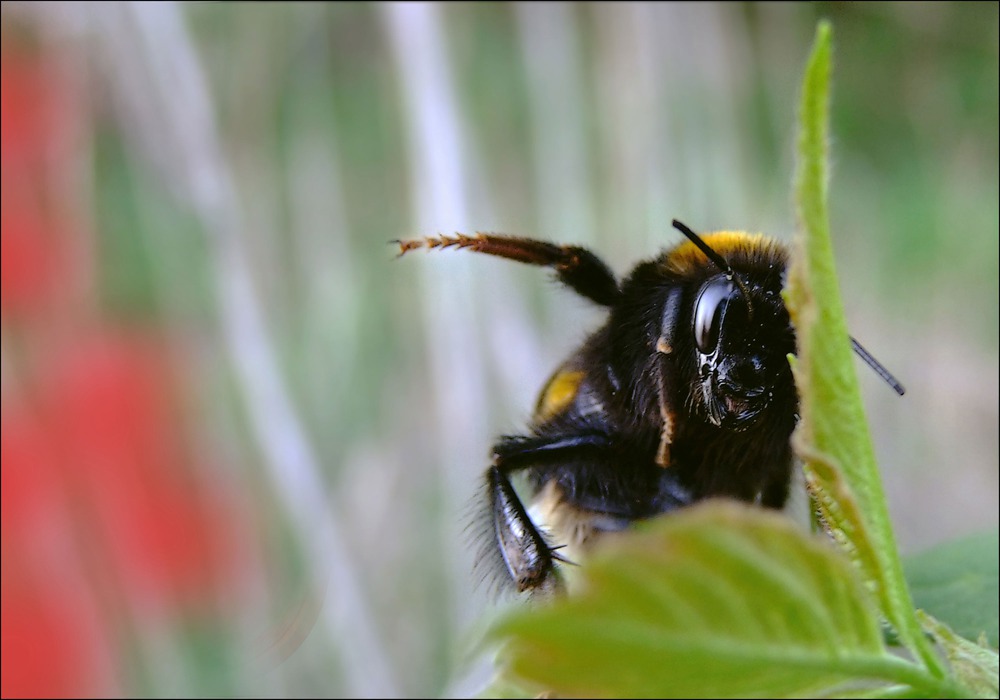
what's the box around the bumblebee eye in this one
[694,278,734,354]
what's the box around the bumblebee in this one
[396,220,902,594]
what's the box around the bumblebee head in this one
[667,218,903,433]
[690,272,793,431]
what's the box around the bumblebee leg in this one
[761,472,791,509]
[487,466,563,592]
[394,233,620,306]
[492,432,610,469]
[484,433,612,591]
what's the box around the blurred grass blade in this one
[92,4,399,695]
[489,502,964,698]
[784,21,944,678]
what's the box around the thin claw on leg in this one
[392,233,492,258]
[389,238,429,257]
[548,546,578,567]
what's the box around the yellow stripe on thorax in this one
[664,231,770,276]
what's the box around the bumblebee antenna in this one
[671,219,905,397]
[850,337,906,395]
[672,220,735,276]
[671,219,754,311]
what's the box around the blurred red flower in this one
[0,31,71,317]
[0,34,58,170]
[2,19,251,698]
[1,572,118,698]
[43,335,240,611]
[1,376,121,698]
[0,203,67,316]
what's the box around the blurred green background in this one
[2,2,996,697]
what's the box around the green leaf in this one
[918,611,999,698]
[783,21,945,677]
[906,531,1000,648]
[476,674,538,700]
[489,502,961,699]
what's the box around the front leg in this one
[485,432,611,592]
[487,466,562,593]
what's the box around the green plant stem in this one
[794,21,948,681]
[833,655,973,699]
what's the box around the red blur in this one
[2,24,252,698]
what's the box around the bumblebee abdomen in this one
[531,340,618,430]
[534,368,586,423]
